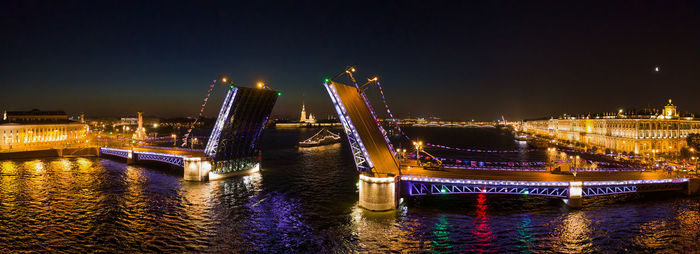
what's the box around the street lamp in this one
[171,134,176,147]
[396,148,403,168]
[413,141,423,164]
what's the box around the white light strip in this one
[204,87,238,157]
[359,174,395,183]
[324,82,374,169]
[133,151,188,159]
[584,178,688,186]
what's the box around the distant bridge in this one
[100,84,278,181]
[323,70,699,211]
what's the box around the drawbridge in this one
[100,82,279,181]
[324,80,400,176]
[323,67,698,211]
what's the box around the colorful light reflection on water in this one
[0,128,698,252]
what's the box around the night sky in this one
[2,1,699,121]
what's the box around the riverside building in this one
[1,109,89,152]
[522,100,700,156]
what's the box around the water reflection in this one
[517,215,535,253]
[1,127,699,252]
[469,194,496,252]
[552,211,594,253]
[431,215,454,252]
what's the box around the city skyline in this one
[2,1,699,120]
[2,2,700,252]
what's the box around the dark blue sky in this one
[1,1,699,120]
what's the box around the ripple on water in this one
[1,128,699,252]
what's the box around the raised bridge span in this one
[324,76,699,211]
[100,84,278,181]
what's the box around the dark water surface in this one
[1,127,698,253]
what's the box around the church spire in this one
[300,95,307,122]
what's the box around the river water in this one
[0,127,698,253]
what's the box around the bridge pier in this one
[126,150,136,164]
[688,178,700,196]
[358,174,399,211]
[183,157,211,182]
[563,181,583,209]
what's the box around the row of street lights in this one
[394,141,423,169]
[691,148,698,171]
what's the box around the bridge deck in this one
[330,81,399,175]
[110,146,207,157]
[404,166,680,182]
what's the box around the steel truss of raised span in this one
[325,81,373,171]
[402,175,689,198]
[100,147,196,167]
[324,80,399,175]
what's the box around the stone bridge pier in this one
[358,174,400,211]
[183,157,212,182]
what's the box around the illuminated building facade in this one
[523,100,700,155]
[0,109,89,151]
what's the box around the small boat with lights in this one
[515,133,530,141]
[299,129,341,147]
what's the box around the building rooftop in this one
[2,109,75,125]
[525,100,698,121]
[5,109,67,116]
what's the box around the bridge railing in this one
[401,175,690,198]
[407,182,570,198]
[99,147,188,167]
[100,147,130,158]
[401,175,571,198]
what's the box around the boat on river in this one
[299,129,341,147]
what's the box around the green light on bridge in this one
[324,78,330,83]
[109,132,112,135]
[277,92,282,96]
[441,188,447,193]
[523,190,529,195]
